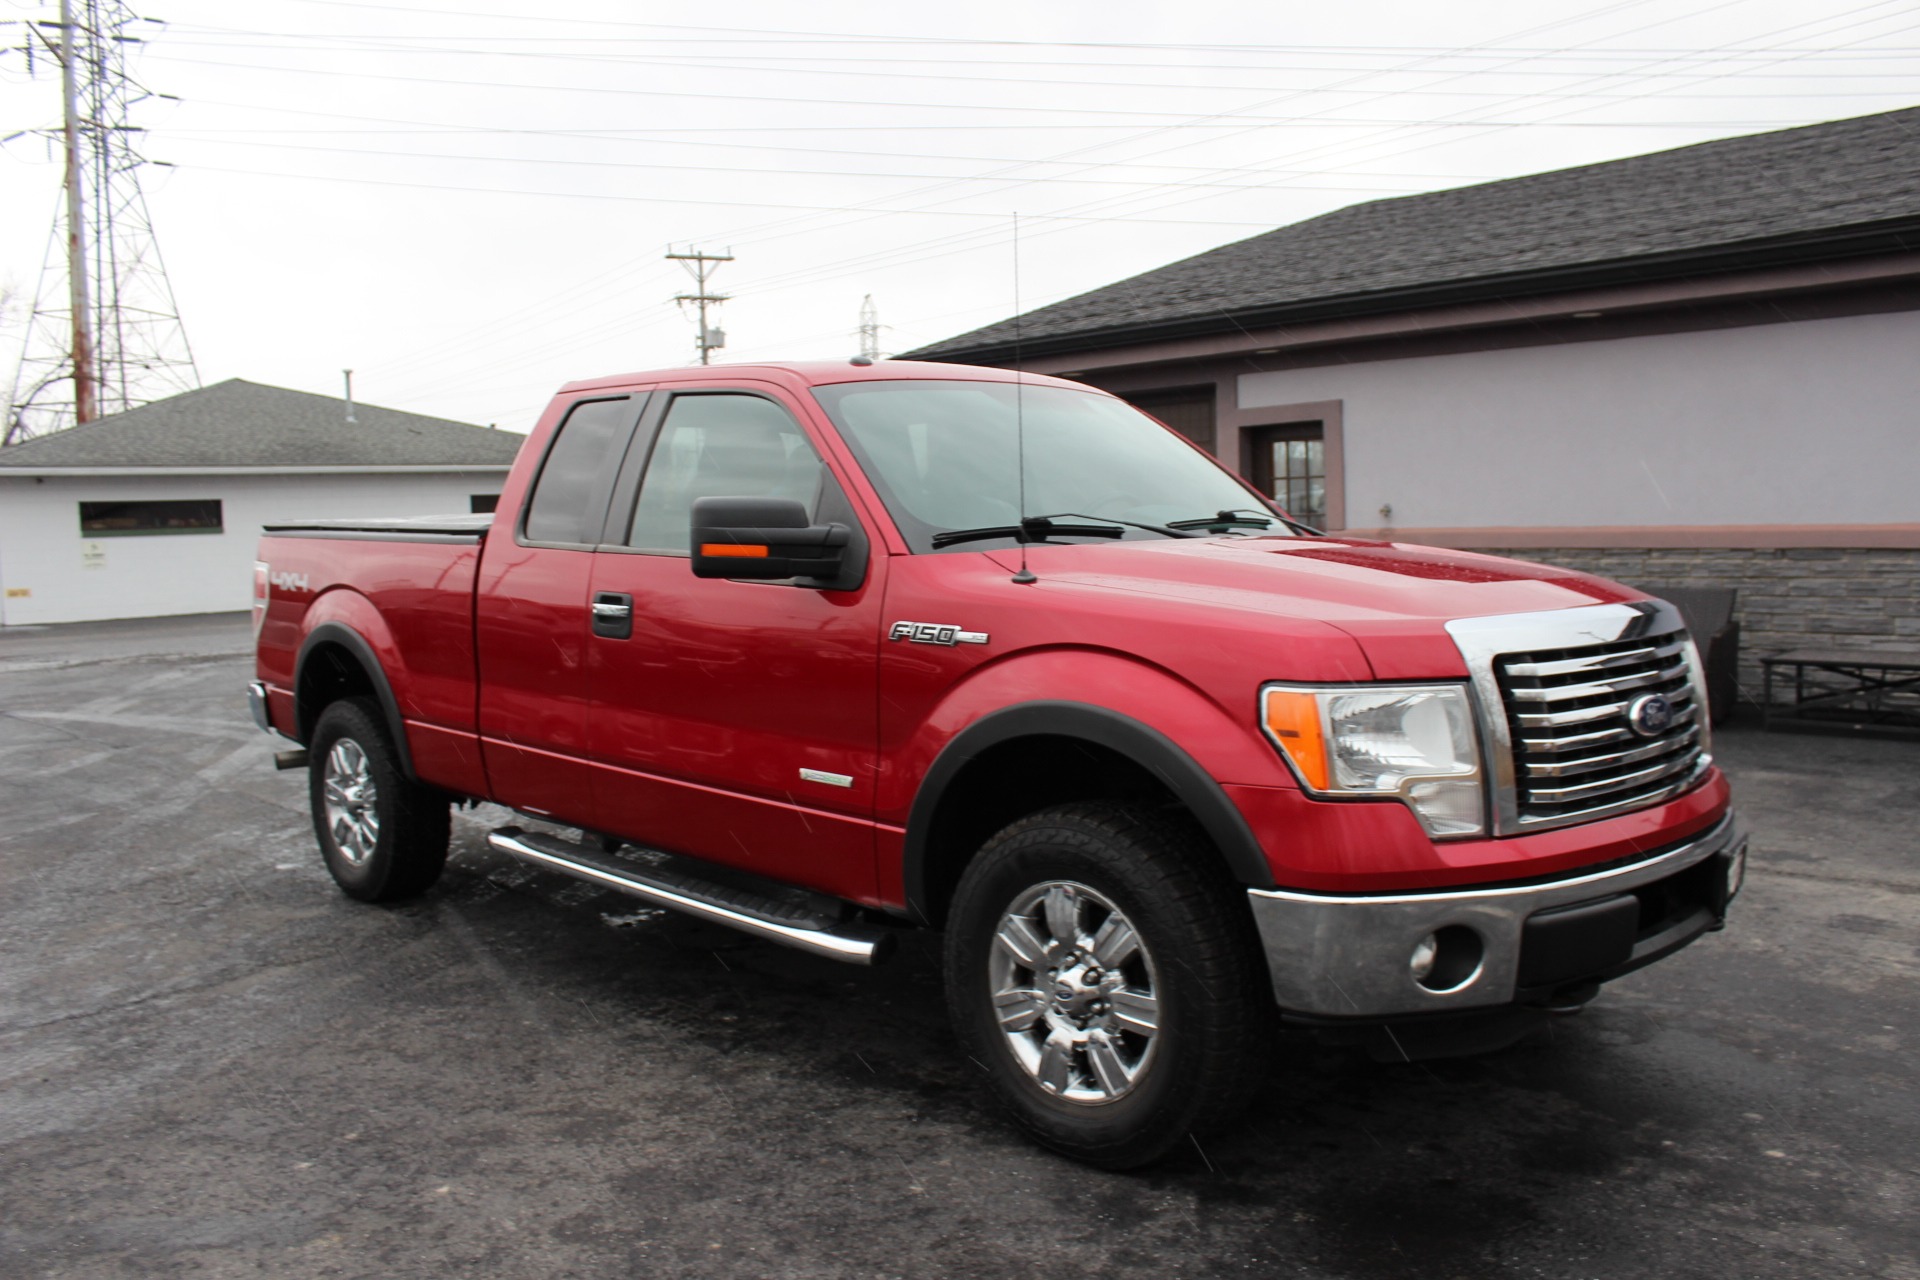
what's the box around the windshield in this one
[812,379,1290,554]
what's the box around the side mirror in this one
[690,496,856,588]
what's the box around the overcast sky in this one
[3,0,1916,433]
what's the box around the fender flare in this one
[294,621,416,779]
[902,701,1275,923]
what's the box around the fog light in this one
[1410,933,1439,982]
[1413,925,1485,993]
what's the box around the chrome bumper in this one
[247,680,273,734]
[1247,813,1746,1018]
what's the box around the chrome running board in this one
[485,826,895,966]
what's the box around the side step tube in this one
[485,828,895,966]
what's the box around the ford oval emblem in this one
[1628,692,1675,738]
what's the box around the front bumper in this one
[1247,812,1746,1018]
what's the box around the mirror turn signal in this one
[690,496,856,589]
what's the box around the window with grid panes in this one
[1250,424,1326,529]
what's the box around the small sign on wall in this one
[81,541,106,570]
[4,587,27,599]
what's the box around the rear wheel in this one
[945,802,1274,1168]
[308,697,449,902]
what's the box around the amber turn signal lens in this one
[699,544,769,558]
[1261,689,1331,791]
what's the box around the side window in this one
[626,393,826,553]
[523,397,631,545]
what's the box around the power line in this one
[154,29,1920,60]
[164,164,1294,227]
[151,136,1471,193]
[357,0,1706,404]
[148,30,1920,87]
[385,0,1697,404]
[702,0,1920,346]
[319,3,1891,403]
[227,0,1920,58]
[140,49,1902,126]
[108,0,1909,426]
[150,103,1519,180]
[911,0,1920,301]
[670,0,1725,294]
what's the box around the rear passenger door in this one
[475,391,648,827]
[583,385,887,903]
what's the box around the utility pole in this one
[57,0,95,426]
[5,1,199,445]
[856,294,882,362]
[666,246,732,365]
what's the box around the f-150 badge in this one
[889,621,989,646]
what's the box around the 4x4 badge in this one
[888,621,989,646]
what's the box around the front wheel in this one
[308,697,449,902]
[944,802,1274,1168]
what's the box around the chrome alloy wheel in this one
[989,881,1161,1104]
[322,738,381,866]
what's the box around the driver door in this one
[582,385,887,904]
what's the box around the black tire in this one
[308,697,450,902]
[944,802,1274,1169]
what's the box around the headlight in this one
[1262,683,1486,838]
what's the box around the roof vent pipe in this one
[343,369,356,424]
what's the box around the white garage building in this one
[0,379,522,626]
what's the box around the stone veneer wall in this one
[1475,547,1920,711]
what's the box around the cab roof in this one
[556,359,1097,396]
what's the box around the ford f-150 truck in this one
[250,359,1745,1168]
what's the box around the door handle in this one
[591,591,634,639]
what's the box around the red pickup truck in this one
[250,359,1745,1167]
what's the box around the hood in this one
[987,536,1641,680]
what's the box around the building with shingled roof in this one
[906,107,1920,700]
[0,379,523,624]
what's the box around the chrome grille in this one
[1494,627,1706,825]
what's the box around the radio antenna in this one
[1010,212,1037,586]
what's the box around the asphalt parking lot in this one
[2,613,1915,1280]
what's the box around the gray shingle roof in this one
[908,106,1920,362]
[0,379,523,468]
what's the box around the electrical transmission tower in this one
[4,0,198,445]
[666,246,732,366]
[856,294,883,361]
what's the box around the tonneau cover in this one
[262,513,492,537]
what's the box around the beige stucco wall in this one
[1237,308,1920,531]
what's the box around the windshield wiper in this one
[1040,511,1201,539]
[931,514,1126,550]
[1165,508,1278,532]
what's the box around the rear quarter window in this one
[523,398,632,545]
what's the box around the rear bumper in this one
[247,680,274,734]
[1247,811,1745,1018]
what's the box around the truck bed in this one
[256,518,488,798]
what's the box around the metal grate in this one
[1494,628,1707,826]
